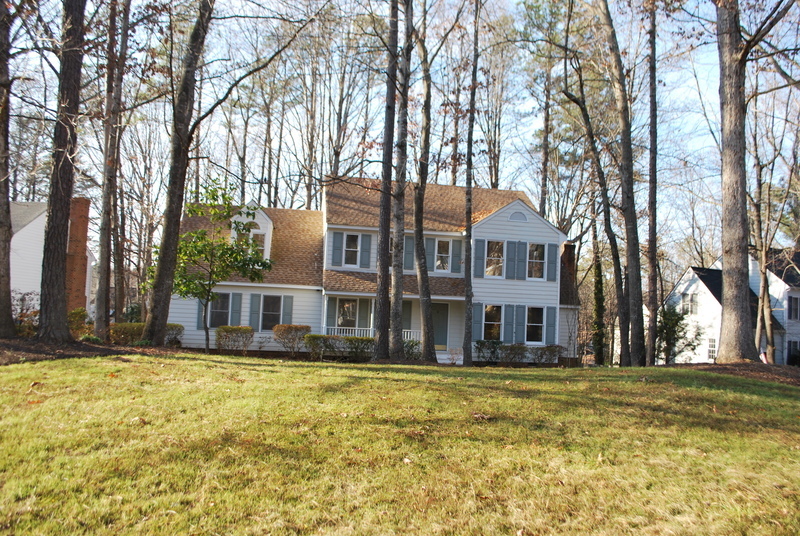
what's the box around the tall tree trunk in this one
[96,0,132,340]
[0,2,15,337]
[373,0,399,361]
[646,4,658,367]
[462,0,481,366]
[539,66,551,217]
[38,0,88,343]
[591,199,606,366]
[597,0,645,366]
[390,0,414,360]
[143,0,215,345]
[114,187,126,319]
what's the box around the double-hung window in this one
[337,298,358,328]
[483,305,502,340]
[528,244,545,279]
[485,241,504,277]
[344,234,360,266]
[789,296,799,321]
[708,338,717,361]
[261,295,282,331]
[209,293,231,328]
[526,307,544,343]
[436,240,451,271]
[681,293,698,315]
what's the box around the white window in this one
[209,293,230,328]
[528,244,545,279]
[681,293,698,315]
[789,341,800,363]
[261,295,282,331]
[708,338,717,361]
[789,296,799,321]
[485,241,504,277]
[344,234,360,266]
[240,222,266,259]
[337,298,358,328]
[526,307,544,343]
[436,239,451,271]
[483,305,502,340]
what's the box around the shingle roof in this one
[765,249,800,288]
[324,177,536,232]
[323,270,466,297]
[180,208,324,287]
[10,202,47,235]
[691,267,783,330]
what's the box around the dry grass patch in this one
[1,355,799,535]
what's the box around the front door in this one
[431,303,449,351]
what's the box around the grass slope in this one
[1,354,799,535]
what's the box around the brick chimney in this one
[65,197,90,312]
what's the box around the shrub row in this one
[303,334,376,361]
[109,323,184,346]
[474,340,563,363]
[216,326,254,353]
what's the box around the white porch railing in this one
[324,327,422,341]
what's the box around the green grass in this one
[1,354,799,535]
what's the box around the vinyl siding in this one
[666,271,722,364]
[10,213,46,298]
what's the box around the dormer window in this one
[232,208,272,260]
[242,222,266,259]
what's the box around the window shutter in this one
[472,302,483,341]
[451,239,462,273]
[474,239,485,278]
[506,241,517,280]
[332,232,343,266]
[358,298,370,328]
[545,306,557,345]
[249,294,260,331]
[547,243,558,282]
[425,238,435,271]
[360,234,372,268]
[196,300,205,330]
[517,242,527,280]
[282,295,294,324]
[515,305,526,344]
[403,236,414,271]
[503,304,514,343]
[326,297,337,332]
[230,293,242,325]
[402,300,412,330]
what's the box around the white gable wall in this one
[10,212,46,299]
[665,270,721,364]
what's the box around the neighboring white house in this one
[168,179,580,362]
[10,199,95,313]
[665,253,799,365]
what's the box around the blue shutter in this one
[451,239,462,273]
[358,298,370,328]
[472,302,483,341]
[503,304,514,343]
[403,236,414,271]
[326,297,337,332]
[425,237,435,271]
[506,241,517,280]
[517,242,527,280]
[282,295,294,324]
[515,304,526,344]
[402,300,412,330]
[196,300,205,330]
[545,306,557,345]
[474,239,485,278]
[360,234,372,268]
[547,243,558,282]
[230,293,242,325]
[249,294,261,331]
[332,232,343,266]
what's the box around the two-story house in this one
[168,179,578,361]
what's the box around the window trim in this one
[336,297,359,328]
[435,239,451,272]
[525,306,544,344]
[485,240,505,278]
[527,243,546,280]
[483,304,502,341]
[681,293,698,315]
[343,233,361,267]
[209,292,231,328]
[788,296,799,321]
[260,294,283,332]
[707,338,717,361]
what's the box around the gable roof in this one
[691,267,783,331]
[181,207,324,287]
[10,202,47,235]
[324,178,537,232]
[764,249,800,288]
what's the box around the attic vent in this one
[508,211,528,222]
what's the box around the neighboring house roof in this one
[181,208,324,287]
[765,249,800,288]
[691,267,784,331]
[10,202,47,235]
[323,270,466,297]
[324,177,536,232]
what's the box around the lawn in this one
[1,354,799,535]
